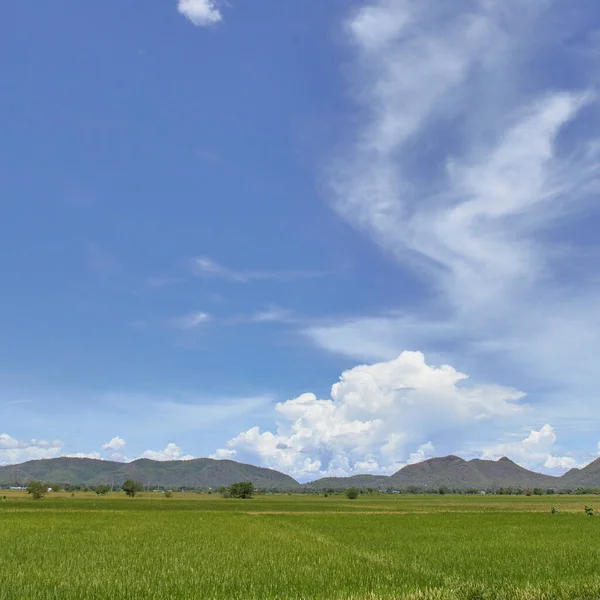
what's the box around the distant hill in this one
[391,456,560,489]
[0,457,300,490]
[308,455,600,491]
[305,474,391,490]
[561,457,600,488]
[3,454,599,491]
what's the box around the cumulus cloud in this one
[408,442,436,465]
[66,452,102,460]
[481,425,579,471]
[102,436,126,451]
[140,443,194,461]
[178,0,222,27]
[0,434,64,465]
[213,352,524,480]
[305,0,600,449]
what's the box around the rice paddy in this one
[1,492,599,599]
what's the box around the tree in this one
[26,480,47,500]
[122,479,143,498]
[438,485,450,495]
[227,481,254,499]
[94,485,111,496]
[345,487,360,500]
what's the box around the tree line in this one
[16,480,600,499]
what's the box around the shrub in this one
[95,485,111,496]
[122,479,143,498]
[26,481,46,500]
[164,490,173,498]
[345,488,360,500]
[585,506,595,517]
[551,506,559,514]
[228,482,254,499]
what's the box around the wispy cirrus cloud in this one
[170,311,211,330]
[146,257,329,291]
[192,256,327,284]
[250,307,296,324]
[307,0,600,436]
[131,311,211,333]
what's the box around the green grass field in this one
[1,492,599,599]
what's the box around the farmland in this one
[1,492,599,599]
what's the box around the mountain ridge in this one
[0,457,300,489]
[1,454,599,490]
[308,454,600,490]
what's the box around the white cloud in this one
[66,452,102,460]
[408,442,435,465]
[309,0,600,438]
[250,306,297,324]
[102,436,126,451]
[140,443,194,462]
[171,311,210,330]
[214,352,524,480]
[330,0,599,316]
[210,448,236,460]
[178,0,222,27]
[0,434,64,465]
[481,425,580,471]
[192,256,326,284]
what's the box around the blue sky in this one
[2,0,600,480]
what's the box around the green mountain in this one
[3,454,599,491]
[304,474,390,490]
[0,457,300,489]
[391,456,560,489]
[308,455,599,490]
[560,457,600,488]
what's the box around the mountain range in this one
[0,457,299,490]
[1,454,599,490]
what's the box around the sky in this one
[2,0,600,481]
